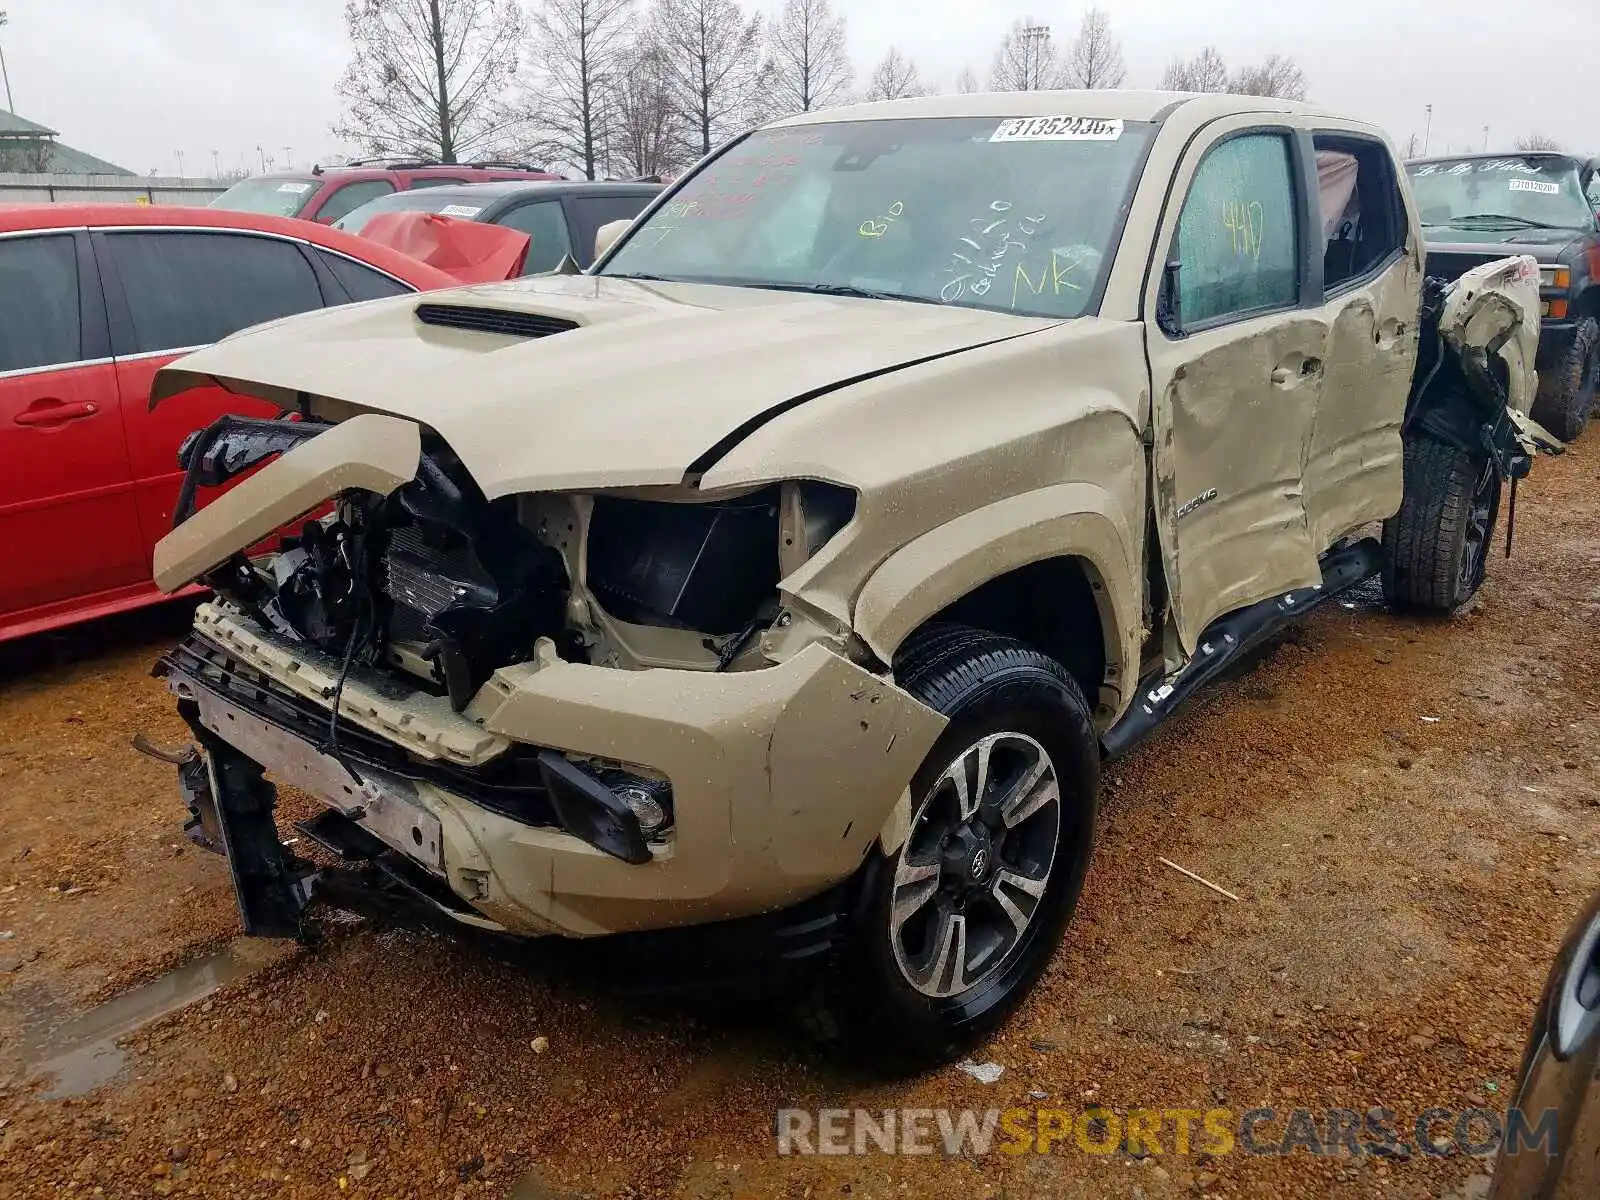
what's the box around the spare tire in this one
[1382,436,1501,613]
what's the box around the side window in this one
[0,235,81,373]
[106,232,324,354]
[497,201,573,273]
[316,180,397,224]
[408,177,468,189]
[1314,135,1406,292]
[1174,133,1300,327]
[316,250,413,302]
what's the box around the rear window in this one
[210,177,320,218]
[0,234,81,373]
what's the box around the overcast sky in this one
[2,0,1594,176]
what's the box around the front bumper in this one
[163,604,945,939]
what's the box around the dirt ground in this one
[2,434,1597,1200]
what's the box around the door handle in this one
[14,400,99,427]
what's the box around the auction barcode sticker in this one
[437,204,484,217]
[1509,179,1560,195]
[276,182,313,193]
[991,117,1124,142]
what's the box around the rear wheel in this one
[1530,316,1598,443]
[1382,436,1501,613]
[799,626,1099,1068]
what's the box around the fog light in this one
[616,785,669,835]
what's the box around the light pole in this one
[175,149,185,179]
[1482,125,1490,151]
[1020,24,1049,90]
[211,149,220,178]
[256,144,266,174]
[0,11,15,113]
[282,145,293,172]
[1423,104,1434,156]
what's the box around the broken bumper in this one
[162,605,945,939]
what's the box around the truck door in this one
[0,231,141,622]
[1142,120,1326,653]
[1301,132,1421,550]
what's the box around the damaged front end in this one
[1405,255,1563,553]
[148,404,942,942]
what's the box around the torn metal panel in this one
[1440,255,1542,416]
[152,413,421,593]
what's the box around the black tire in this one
[1530,316,1598,443]
[798,625,1099,1069]
[1382,436,1501,613]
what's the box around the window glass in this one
[1408,156,1595,235]
[209,177,318,218]
[1315,138,1405,291]
[408,177,469,189]
[0,235,80,373]
[497,201,574,273]
[317,250,413,302]
[107,232,324,354]
[1176,133,1299,326]
[316,180,397,224]
[601,117,1156,319]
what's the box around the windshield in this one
[1407,157,1595,232]
[334,189,491,234]
[209,177,320,218]
[598,116,1155,319]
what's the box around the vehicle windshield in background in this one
[335,190,486,234]
[599,116,1155,319]
[209,177,319,218]
[1408,157,1595,233]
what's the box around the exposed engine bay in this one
[175,414,858,714]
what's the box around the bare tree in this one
[1232,54,1308,101]
[765,0,853,116]
[1515,132,1562,152]
[524,0,635,179]
[611,39,681,177]
[989,18,1062,91]
[1402,131,1421,159]
[650,0,765,159]
[335,0,524,163]
[0,138,52,173]
[864,46,923,102]
[1158,46,1229,94]
[954,65,980,95]
[1062,8,1125,90]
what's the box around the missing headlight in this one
[586,493,780,635]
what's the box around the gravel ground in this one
[1,434,1597,1200]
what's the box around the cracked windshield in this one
[601,117,1153,317]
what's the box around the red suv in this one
[209,159,563,226]
[0,205,455,642]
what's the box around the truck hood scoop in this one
[151,274,1055,496]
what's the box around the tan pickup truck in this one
[142,91,1556,1064]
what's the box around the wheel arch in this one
[853,483,1139,726]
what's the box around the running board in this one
[1100,537,1385,761]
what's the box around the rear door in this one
[1143,119,1326,652]
[0,230,140,619]
[1301,131,1421,549]
[94,229,329,563]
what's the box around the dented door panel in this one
[1148,314,1327,648]
[1303,259,1422,549]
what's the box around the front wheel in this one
[1382,436,1502,613]
[799,626,1099,1068]
[1530,316,1598,443]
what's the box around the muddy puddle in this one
[8,938,281,1099]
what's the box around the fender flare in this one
[853,482,1139,695]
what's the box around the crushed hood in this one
[153,275,1056,495]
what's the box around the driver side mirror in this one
[593,219,632,261]
[1157,257,1184,336]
